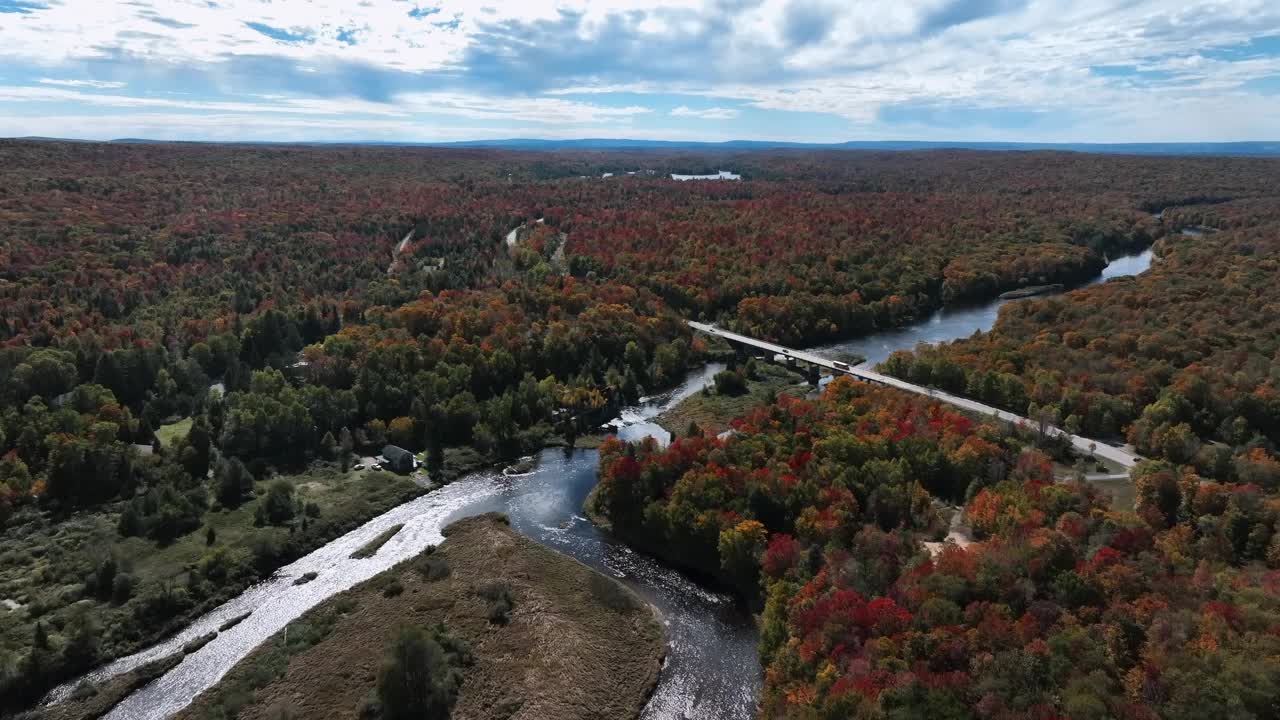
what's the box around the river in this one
[56,363,760,720]
[816,248,1154,368]
[56,249,1154,720]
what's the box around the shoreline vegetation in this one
[588,199,1280,718]
[593,382,1099,715]
[51,313,1134,718]
[350,523,405,560]
[997,283,1064,299]
[19,357,706,716]
[5,464,428,714]
[16,251,1130,717]
[34,651,186,720]
[655,361,811,439]
[172,513,665,720]
[5,143,1277,719]
[16,263,1117,716]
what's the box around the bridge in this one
[687,321,1143,471]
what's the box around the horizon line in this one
[5,135,1280,156]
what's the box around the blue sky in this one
[0,0,1278,143]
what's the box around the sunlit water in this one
[54,363,757,720]
[815,249,1154,368]
[53,251,1154,720]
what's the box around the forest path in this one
[387,229,413,274]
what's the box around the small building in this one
[380,445,415,474]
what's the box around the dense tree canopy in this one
[3,140,1279,716]
[596,380,1280,719]
[883,196,1280,476]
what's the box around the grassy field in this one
[176,513,666,720]
[0,461,425,710]
[656,362,810,438]
[154,417,193,449]
[116,463,423,588]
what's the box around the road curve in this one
[688,321,1143,471]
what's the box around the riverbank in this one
[813,246,1156,369]
[38,245,1157,719]
[5,462,425,713]
[36,652,184,720]
[173,513,665,720]
[998,283,1064,299]
[35,359,741,719]
[654,363,809,438]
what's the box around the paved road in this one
[688,321,1143,470]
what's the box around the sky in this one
[0,0,1278,143]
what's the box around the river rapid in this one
[54,361,761,720]
[55,250,1153,720]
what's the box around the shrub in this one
[132,581,192,626]
[111,573,137,604]
[713,369,748,396]
[216,457,253,508]
[118,501,143,537]
[62,613,101,671]
[477,581,515,625]
[91,556,117,600]
[417,556,451,582]
[382,579,404,598]
[377,625,462,720]
[135,485,203,543]
[263,480,296,525]
[251,533,282,574]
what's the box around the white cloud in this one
[0,111,778,144]
[550,0,1280,131]
[1,84,653,127]
[0,86,409,117]
[670,105,739,120]
[0,0,1278,141]
[37,78,127,89]
[397,93,652,123]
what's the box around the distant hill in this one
[431,138,1280,156]
[7,135,1279,156]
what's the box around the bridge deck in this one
[688,321,1141,470]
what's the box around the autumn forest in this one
[3,139,1280,719]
